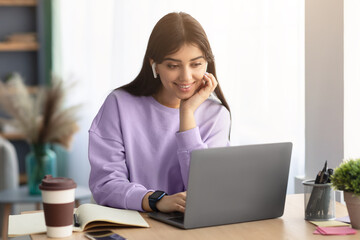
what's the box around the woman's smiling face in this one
[153,43,207,108]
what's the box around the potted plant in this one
[331,158,360,229]
[0,73,80,194]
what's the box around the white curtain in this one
[53,0,305,193]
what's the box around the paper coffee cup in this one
[39,175,77,238]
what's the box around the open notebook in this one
[8,203,149,237]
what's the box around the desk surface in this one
[30,194,357,240]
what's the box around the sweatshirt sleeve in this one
[88,93,150,211]
[175,106,231,188]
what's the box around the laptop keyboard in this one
[169,215,184,224]
[165,212,184,224]
[148,211,185,225]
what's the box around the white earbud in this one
[152,62,158,78]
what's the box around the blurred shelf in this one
[0,42,39,51]
[0,0,36,6]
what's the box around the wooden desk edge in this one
[27,194,352,240]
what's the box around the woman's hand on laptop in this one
[157,191,187,213]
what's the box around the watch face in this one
[150,191,165,200]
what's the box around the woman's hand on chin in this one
[180,72,217,114]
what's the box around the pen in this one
[73,213,80,227]
[319,161,327,184]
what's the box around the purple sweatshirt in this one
[88,89,230,211]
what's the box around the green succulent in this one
[331,158,360,195]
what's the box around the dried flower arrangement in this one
[0,73,80,149]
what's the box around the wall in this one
[295,0,344,193]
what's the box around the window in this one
[53,0,305,192]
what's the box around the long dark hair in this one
[119,12,230,114]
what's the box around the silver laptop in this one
[148,142,292,229]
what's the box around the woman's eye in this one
[167,64,179,69]
[192,62,202,67]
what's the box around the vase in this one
[26,143,57,195]
[344,191,360,229]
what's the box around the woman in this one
[89,12,231,213]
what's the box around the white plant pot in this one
[344,191,360,229]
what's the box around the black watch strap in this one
[149,190,167,212]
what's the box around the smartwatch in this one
[148,190,167,212]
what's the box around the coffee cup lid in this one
[39,175,77,191]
